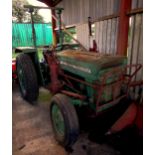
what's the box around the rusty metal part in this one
[117,0,132,55]
[96,67,126,113]
[129,80,143,87]
[61,90,86,100]
[135,105,143,133]
[45,52,62,93]
[107,103,137,134]
[60,72,97,89]
[52,10,57,47]
[95,64,142,114]
[96,95,127,114]
[62,76,81,93]
[124,64,142,92]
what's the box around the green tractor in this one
[15,6,142,147]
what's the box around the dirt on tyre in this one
[16,54,39,103]
[50,94,79,147]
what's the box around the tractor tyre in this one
[16,54,39,103]
[50,93,79,147]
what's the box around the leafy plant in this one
[12,0,44,23]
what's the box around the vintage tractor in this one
[14,6,142,147]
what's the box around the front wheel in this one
[50,94,79,147]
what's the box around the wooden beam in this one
[37,0,62,7]
[127,8,143,16]
[92,14,119,23]
[24,5,63,10]
[52,10,57,47]
[117,0,132,55]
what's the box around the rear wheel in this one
[50,94,79,147]
[16,54,39,103]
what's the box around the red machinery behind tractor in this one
[12,58,17,81]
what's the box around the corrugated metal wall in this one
[132,0,143,9]
[76,17,119,53]
[94,17,119,54]
[57,0,120,52]
[76,24,90,50]
[127,14,143,79]
[58,0,120,25]
[127,0,143,99]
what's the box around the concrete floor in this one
[13,84,68,155]
[13,83,142,155]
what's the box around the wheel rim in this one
[18,65,26,96]
[51,103,65,139]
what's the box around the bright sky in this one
[27,0,51,22]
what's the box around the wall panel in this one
[57,0,120,25]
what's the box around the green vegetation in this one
[12,49,16,59]
[38,89,52,103]
[12,0,44,23]
[12,48,44,61]
[63,27,76,43]
[37,48,44,60]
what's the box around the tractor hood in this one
[56,50,127,80]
